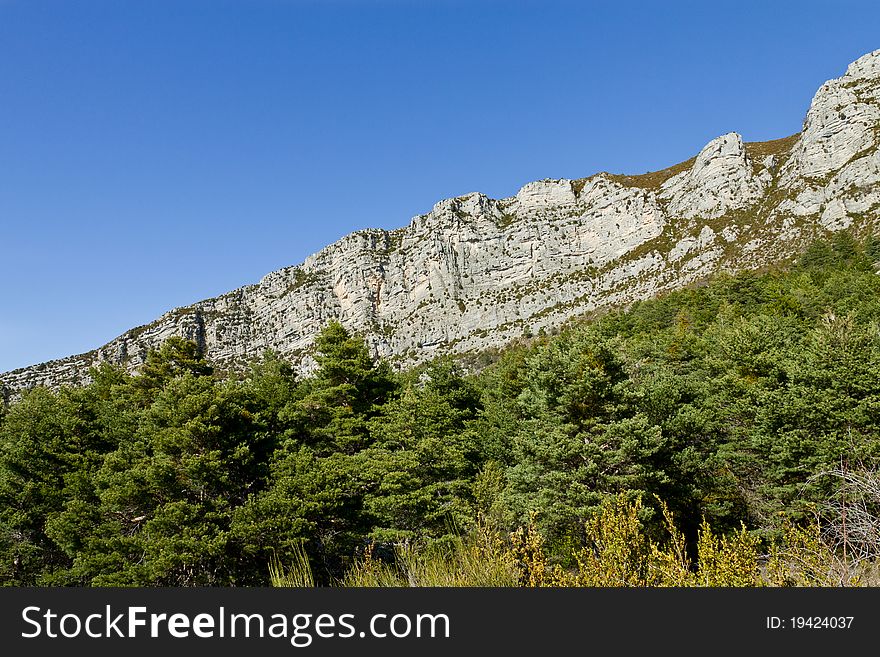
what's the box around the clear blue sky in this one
[1,0,879,373]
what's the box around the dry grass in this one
[744,133,800,162]
[268,542,314,587]
[604,156,698,190]
[341,524,520,587]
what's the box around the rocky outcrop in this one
[4,49,880,395]
[777,49,880,230]
[660,133,767,219]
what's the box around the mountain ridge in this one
[4,49,880,396]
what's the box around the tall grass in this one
[269,541,314,587]
[341,523,520,587]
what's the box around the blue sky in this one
[1,0,879,373]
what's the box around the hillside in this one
[3,232,879,585]
[2,49,880,396]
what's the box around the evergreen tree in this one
[503,331,685,548]
[48,372,266,584]
[361,360,481,544]
[233,323,398,580]
[289,321,396,454]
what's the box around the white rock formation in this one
[661,133,766,219]
[3,49,880,396]
[777,49,880,221]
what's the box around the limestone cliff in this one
[4,49,880,395]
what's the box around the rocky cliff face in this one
[4,50,880,395]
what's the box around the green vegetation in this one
[2,233,880,586]
[286,268,321,294]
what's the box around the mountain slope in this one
[3,49,880,395]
